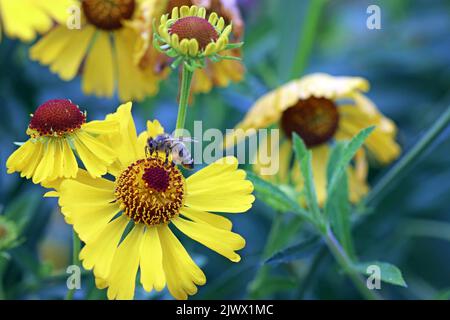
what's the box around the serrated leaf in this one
[325,142,355,258]
[354,261,407,287]
[245,171,309,219]
[327,126,374,202]
[266,236,322,265]
[263,215,305,260]
[292,133,323,227]
[250,276,298,298]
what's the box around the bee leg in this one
[165,148,170,165]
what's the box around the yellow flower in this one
[226,73,401,204]
[6,99,118,184]
[52,103,254,300]
[154,5,242,71]
[0,0,71,42]
[133,0,245,96]
[29,0,163,101]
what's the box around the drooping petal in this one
[82,31,115,97]
[337,106,401,164]
[115,28,158,102]
[73,131,116,177]
[106,224,145,300]
[79,215,129,280]
[33,25,96,81]
[139,226,166,292]
[32,139,56,184]
[6,139,44,179]
[0,0,71,41]
[172,217,245,262]
[61,138,78,178]
[158,225,206,300]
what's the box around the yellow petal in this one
[115,29,158,102]
[172,217,245,262]
[139,226,166,292]
[6,139,44,179]
[107,224,145,300]
[73,131,116,177]
[185,157,255,213]
[337,109,400,164]
[82,119,120,135]
[58,178,115,208]
[82,31,115,97]
[49,26,96,81]
[103,102,139,167]
[80,215,129,280]
[29,25,74,64]
[0,0,71,41]
[158,225,206,300]
[61,138,79,178]
[32,139,56,184]
[180,207,232,231]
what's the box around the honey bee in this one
[146,133,197,170]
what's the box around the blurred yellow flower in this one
[29,0,163,101]
[0,0,71,42]
[226,73,401,204]
[6,99,118,184]
[52,103,254,300]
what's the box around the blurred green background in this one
[0,0,449,299]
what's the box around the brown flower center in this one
[0,225,6,239]
[28,99,86,137]
[82,0,135,30]
[115,157,185,226]
[280,97,339,147]
[169,16,218,50]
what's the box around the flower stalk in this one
[65,231,81,300]
[175,65,194,135]
[322,226,381,300]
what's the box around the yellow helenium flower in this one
[154,5,241,71]
[0,0,72,42]
[135,0,244,94]
[226,73,401,204]
[29,0,162,101]
[52,103,254,300]
[6,99,118,184]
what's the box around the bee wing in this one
[166,137,198,143]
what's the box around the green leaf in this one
[327,126,374,202]
[4,191,41,232]
[434,289,450,300]
[354,261,407,287]
[325,142,355,258]
[292,133,323,228]
[248,267,298,299]
[245,171,309,219]
[265,236,322,265]
[263,214,305,260]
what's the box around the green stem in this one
[323,227,382,300]
[366,104,450,206]
[175,64,194,135]
[65,231,81,300]
[290,0,327,79]
[0,255,7,299]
